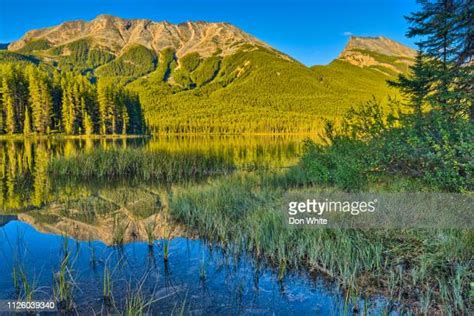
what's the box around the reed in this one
[112,215,129,246]
[161,224,172,262]
[11,266,37,301]
[49,148,234,183]
[144,216,158,246]
[54,253,75,312]
[199,258,206,280]
[162,239,170,262]
[103,265,113,306]
[122,276,159,316]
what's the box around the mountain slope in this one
[4,16,415,133]
[337,36,416,74]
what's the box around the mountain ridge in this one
[1,15,416,133]
[8,15,282,59]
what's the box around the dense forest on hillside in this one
[126,46,401,133]
[0,62,146,135]
[1,31,405,134]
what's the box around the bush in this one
[294,99,473,192]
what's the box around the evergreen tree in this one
[2,77,16,134]
[61,85,75,135]
[23,107,31,135]
[389,51,433,116]
[39,80,52,134]
[97,80,109,135]
[0,98,3,134]
[83,112,94,135]
[453,0,473,120]
[0,63,146,136]
[406,0,472,118]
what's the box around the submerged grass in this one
[168,172,473,314]
[48,148,234,182]
[12,266,38,301]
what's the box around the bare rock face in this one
[8,14,271,57]
[338,36,416,72]
[343,36,416,57]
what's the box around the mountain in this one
[9,15,283,58]
[337,36,416,74]
[4,16,416,133]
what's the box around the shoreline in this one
[0,134,152,141]
[0,132,319,141]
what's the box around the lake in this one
[0,135,392,314]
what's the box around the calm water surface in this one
[0,135,392,314]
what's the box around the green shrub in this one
[294,99,473,192]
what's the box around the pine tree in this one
[23,107,31,135]
[2,77,16,134]
[39,80,52,134]
[452,0,473,120]
[406,0,472,117]
[28,70,42,133]
[97,80,109,134]
[61,85,75,135]
[83,112,94,135]
[389,51,433,115]
[0,87,3,134]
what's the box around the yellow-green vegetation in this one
[0,136,300,212]
[95,44,157,78]
[128,46,401,133]
[16,39,52,54]
[46,38,115,72]
[0,51,39,64]
[48,148,234,182]
[2,37,405,134]
[0,63,146,135]
[168,172,472,314]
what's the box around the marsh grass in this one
[48,148,234,182]
[199,256,206,280]
[168,172,473,313]
[12,266,38,301]
[112,215,130,246]
[54,253,76,312]
[162,238,170,262]
[122,274,164,316]
[145,216,158,246]
[103,265,114,307]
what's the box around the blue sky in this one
[0,0,418,65]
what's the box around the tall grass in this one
[103,265,114,307]
[48,148,234,182]
[145,216,158,246]
[54,253,76,312]
[112,215,129,246]
[168,172,473,314]
[11,266,38,301]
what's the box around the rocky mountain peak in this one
[8,15,272,58]
[344,36,416,57]
[338,35,416,73]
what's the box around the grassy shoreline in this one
[168,171,473,314]
[0,134,151,141]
